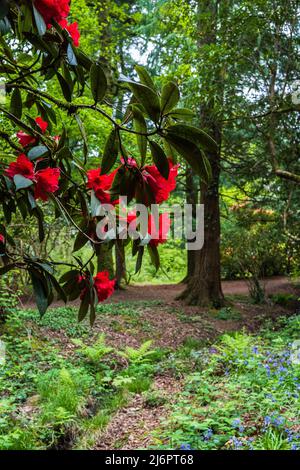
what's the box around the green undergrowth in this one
[0,302,166,450]
[150,314,300,450]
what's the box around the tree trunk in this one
[115,240,126,289]
[95,244,114,277]
[182,167,197,282]
[180,0,224,306]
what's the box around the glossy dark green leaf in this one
[57,72,72,102]
[9,88,22,119]
[135,65,156,91]
[78,290,90,322]
[128,82,161,123]
[147,244,160,271]
[90,63,107,103]
[167,124,217,151]
[101,128,119,175]
[67,43,78,66]
[164,133,211,181]
[75,114,88,161]
[33,5,46,36]
[161,82,180,115]
[167,108,195,121]
[130,105,147,164]
[28,145,49,160]
[0,1,8,20]
[13,175,33,190]
[135,246,144,274]
[60,269,80,284]
[149,140,170,180]
[29,269,48,316]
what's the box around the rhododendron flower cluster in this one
[78,271,115,302]
[148,213,172,247]
[119,211,171,247]
[59,19,80,47]
[17,116,48,147]
[87,168,118,205]
[35,0,80,47]
[142,159,179,204]
[5,154,60,201]
[35,0,70,25]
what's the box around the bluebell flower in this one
[203,429,213,441]
[180,443,191,450]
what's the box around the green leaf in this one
[164,133,211,181]
[0,17,11,35]
[90,63,107,103]
[135,65,156,91]
[128,82,161,123]
[9,88,22,119]
[0,1,8,21]
[73,230,89,253]
[149,140,170,180]
[60,269,80,284]
[13,175,33,190]
[27,145,49,160]
[167,124,217,151]
[33,206,45,242]
[33,5,46,36]
[78,290,90,322]
[147,244,160,271]
[135,247,144,274]
[101,128,119,175]
[91,190,101,217]
[57,72,72,102]
[131,105,147,164]
[29,269,48,316]
[161,82,180,115]
[67,43,78,66]
[75,114,88,161]
[167,108,195,121]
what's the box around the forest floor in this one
[2,276,299,450]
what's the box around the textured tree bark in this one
[182,167,197,283]
[96,244,114,277]
[180,0,224,306]
[115,240,126,289]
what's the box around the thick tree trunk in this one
[96,244,114,277]
[181,131,224,306]
[115,240,126,289]
[180,0,224,306]
[182,168,197,283]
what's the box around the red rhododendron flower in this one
[142,159,179,204]
[148,213,171,247]
[93,271,115,302]
[35,0,70,25]
[34,168,60,201]
[16,131,36,148]
[87,168,118,204]
[5,154,34,180]
[0,234,5,244]
[35,116,48,133]
[16,117,48,148]
[5,155,60,201]
[59,19,80,47]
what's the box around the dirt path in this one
[109,276,295,304]
[22,276,298,309]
